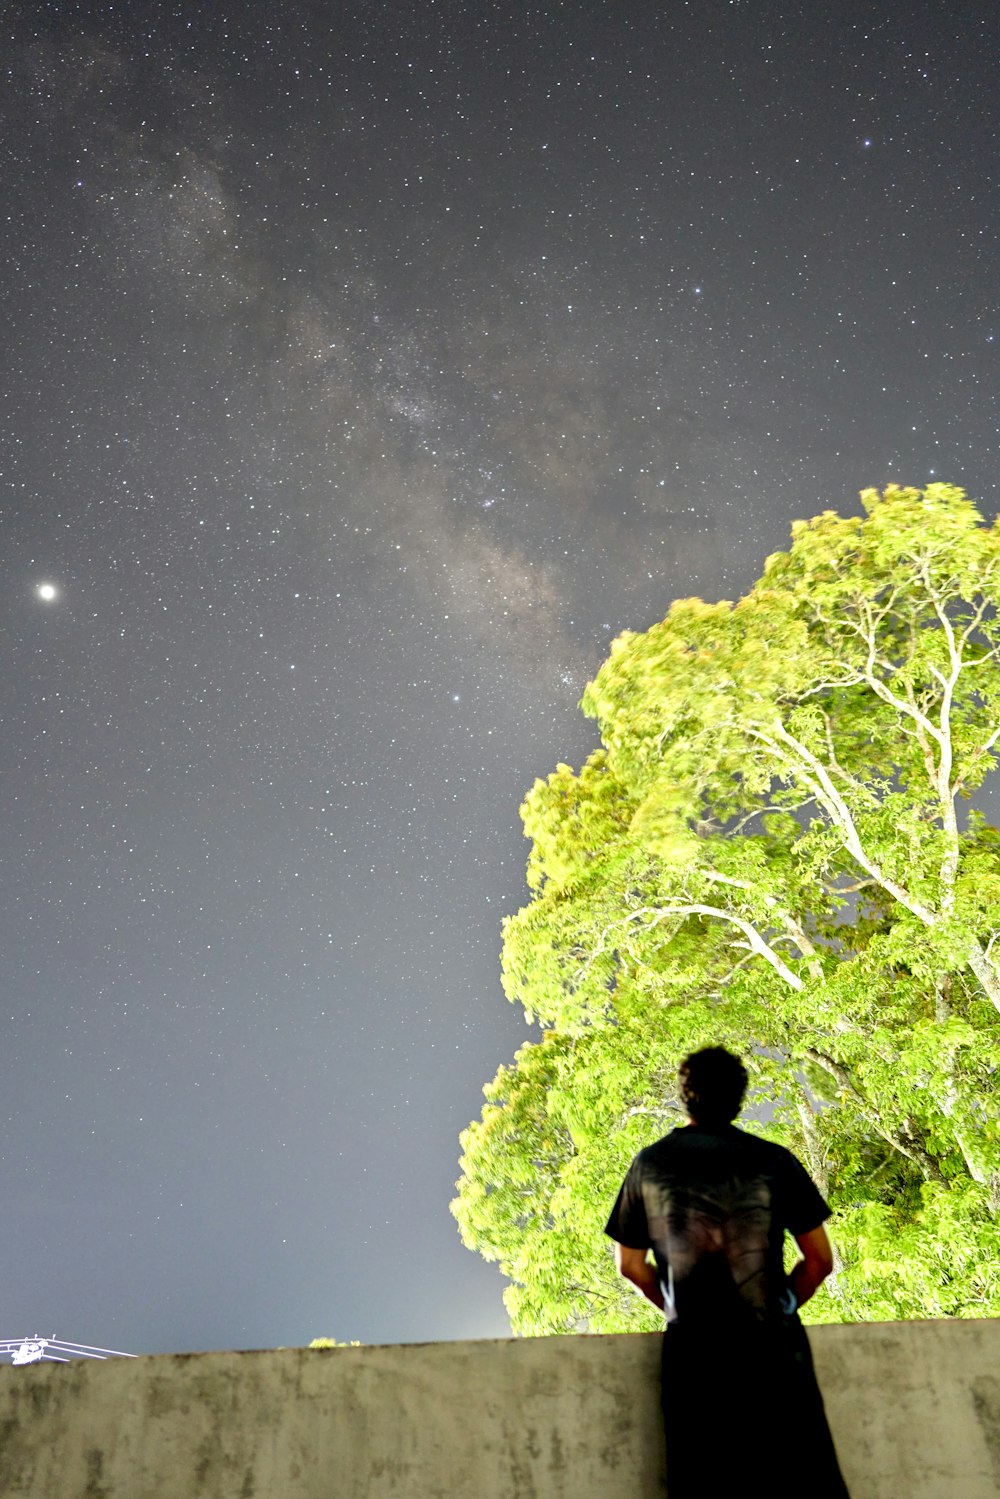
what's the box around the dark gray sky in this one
[2,0,998,1354]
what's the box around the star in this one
[36,583,58,602]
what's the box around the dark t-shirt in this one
[604,1123,830,1325]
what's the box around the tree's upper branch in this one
[586,900,805,992]
[753,722,937,926]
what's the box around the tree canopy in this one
[452,485,1000,1334]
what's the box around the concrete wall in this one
[1,1320,999,1498]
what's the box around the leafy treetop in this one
[454,486,1000,1334]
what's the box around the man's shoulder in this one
[728,1124,788,1153]
[633,1127,687,1164]
[638,1125,807,1174]
[727,1126,809,1172]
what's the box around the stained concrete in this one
[1,1319,998,1497]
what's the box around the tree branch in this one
[604,902,805,991]
[753,722,937,925]
[804,1048,947,1183]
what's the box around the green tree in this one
[453,485,1000,1334]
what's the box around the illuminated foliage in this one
[453,486,1000,1333]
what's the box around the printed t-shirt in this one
[604,1122,831,1325]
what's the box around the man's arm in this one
[788,1224,834,1308]
[614,1242,665,1311]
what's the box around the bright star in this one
[36,583,57,602]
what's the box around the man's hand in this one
[614,1242,665,1311]
[788,1224,835,1309]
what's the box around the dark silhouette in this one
[605,1046,850,1497]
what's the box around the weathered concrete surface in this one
[0,1320,998,1497]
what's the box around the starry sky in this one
[2,0,999,1355]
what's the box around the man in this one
[605,1046,850,1497]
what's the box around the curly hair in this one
[677,1046,748,1125]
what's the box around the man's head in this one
[678,1046,748,1126]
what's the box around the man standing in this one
[605,1046,850,1497]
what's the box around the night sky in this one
[2,1,999,1355]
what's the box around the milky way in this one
[2,1,999,1352]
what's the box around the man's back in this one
[604,1047,850,1498]
[607,1123,830,1324]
